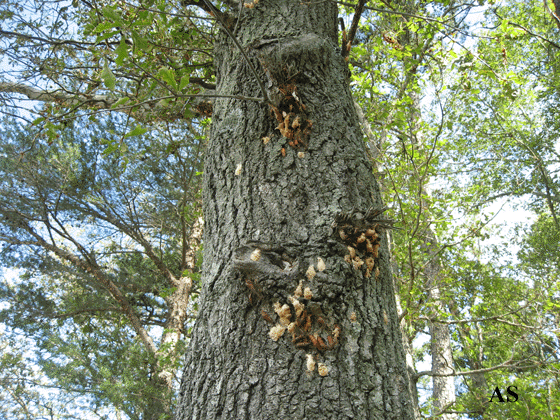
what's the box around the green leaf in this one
[158,67,178,90]
[160,287,178,299]
[115,38,128,66]
[102,141,119,155]
[93,21,117,34]
[102,6,122,24]
[95,30,120,43]
[183,106,194,119]
[131,31,149,51]
[124,125,148,138]
[101,60,116,90]
[111,97,130,108]
[179,75,190,91]
[136,10,150,22]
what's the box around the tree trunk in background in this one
[175,1,415,419]
[425,256,456,420]
[409,88,457,419]
[448,306,490,417]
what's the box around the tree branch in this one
[0,82,259,120]
[50,306,124,319]
[0,29,94,49]
[415,355,536,379]
[342,0,366,58]
[507,20,560,50]
[545,0,560,30]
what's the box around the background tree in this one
[414,0,560,417]
[347,0,560,417]
[347,0,481,417]
[0,113,204,419]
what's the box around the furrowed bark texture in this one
[176,1,415,418]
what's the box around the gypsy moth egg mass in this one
[306,265,316,280]
[277,304,291,319]
[352,257,363,270]
[250,248,262,261]
[292,299,305,318]
[294,280,303,297]
[333,325,341,339]
[318,363,329,377]
[269,325,286,341]
[306,354,316,372]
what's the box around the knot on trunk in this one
[233,241,300,292]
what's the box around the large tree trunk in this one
[175,2,415,418]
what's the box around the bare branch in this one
[342,0,366,58]
[416,355,538,379]
[0,81,260,120]
[0,81,113,107]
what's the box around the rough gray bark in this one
[355,99,421,420]
[175,1,415,419]
[394,291,422,420]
